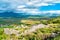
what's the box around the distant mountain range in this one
[0,12,60,18]
[0,12,29,18]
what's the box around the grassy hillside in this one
[0,16,60,40]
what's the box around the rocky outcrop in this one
[4,28,19,36]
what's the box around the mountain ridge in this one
[0,12,60,18]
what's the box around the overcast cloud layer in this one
[0,0,60,15]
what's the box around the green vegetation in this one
[0,16,60,40]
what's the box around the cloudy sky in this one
[0,0,60,15]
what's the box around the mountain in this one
[0,11,60,18]
[0,12,30,18]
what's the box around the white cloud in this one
[15,8,40,14]
[25,0,55,7]
[15,6,60,15]
[42,10,60,14]
[33,3,54,7]
[0,0,60,14]
[14,0,60,14]
[17,5,26,9]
